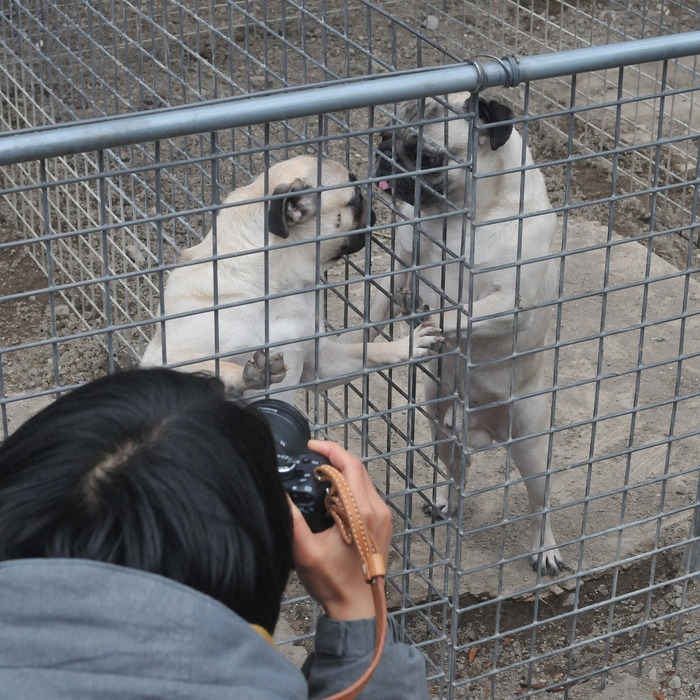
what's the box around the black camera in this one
[252,398,334,533]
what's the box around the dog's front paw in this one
[242,350,287,388]
[531,549,565,577]
[395,286,430,317]
[410,321,444,357]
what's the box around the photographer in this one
[0,368,429,699]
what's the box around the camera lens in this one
[251,399,311,465]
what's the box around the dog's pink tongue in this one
[378,180,392,191]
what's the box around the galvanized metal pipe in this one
[1,31,699,165]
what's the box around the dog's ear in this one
[268,178,313,238]
[477,98,514,151]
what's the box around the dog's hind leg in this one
[510,394,564,576]
[421,379,474,519]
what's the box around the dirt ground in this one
[1,2,699,699]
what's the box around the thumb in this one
[288,495,316,558]
[287,495,309,533]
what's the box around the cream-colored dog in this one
[141,155,442,401]
[371,93,563,575]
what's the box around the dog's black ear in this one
[268,178,311,238]
[477,98,514,151]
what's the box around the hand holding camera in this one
[290,438,392,622]
[253,399,392,621]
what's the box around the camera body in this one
[252,399,334,533]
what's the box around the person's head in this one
[0,368,293,633]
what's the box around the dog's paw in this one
[421,495,451,521]
[265,352,288,383]
[242,350,287,388]
[377,322,444,365]
[531,549,565,577]
[410,321,444,356]
[395,286,430,317]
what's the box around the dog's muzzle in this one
[338,209,374,257]
[342,230,367,257]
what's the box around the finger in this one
[287,495,310,538]
[308,439,372,487]
[308,441,392,548]
[308,439,374,504]
[288,495,321,564]
[308,439,358,470]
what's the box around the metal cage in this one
[1,2,699,698]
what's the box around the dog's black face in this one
[374,95,514,209]
[375,131,448,207]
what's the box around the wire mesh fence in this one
[1,2,700,699]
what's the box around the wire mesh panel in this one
[1,2,700,699]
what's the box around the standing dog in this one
[141,155,441,400]
[371,93,563,575]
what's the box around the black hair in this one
[0,368,293,634]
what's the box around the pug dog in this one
[370,92,563,575]
[140,154,442,401]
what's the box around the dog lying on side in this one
[371,92,563,575]
[141,154,442,401]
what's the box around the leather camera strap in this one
[313,463,388,700]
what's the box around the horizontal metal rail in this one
[1,31,699,165]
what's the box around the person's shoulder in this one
[1,557,222,602]
[0,557,236,622]
[0,558,310,699]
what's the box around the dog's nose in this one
[370,209,376,227]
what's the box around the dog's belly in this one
[430,337,545,415]
[220,313,315,348]
[437,337,545,394]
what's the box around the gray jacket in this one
[0,559,429,699]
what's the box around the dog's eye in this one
[421,153,442,170]
[378,138,394,155]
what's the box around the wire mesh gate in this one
[1,2,700,698]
